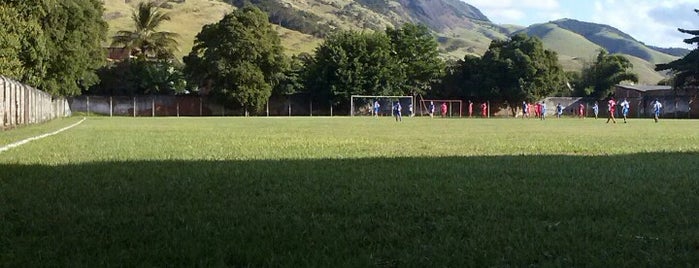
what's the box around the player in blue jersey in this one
[592,102,599,119]
[652,99,662,123]
[393,101,402,122]
[620,98,630,123]
[540,101,547,120]
[373,100,380,117]
[556,103,563,118]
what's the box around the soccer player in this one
[606,97,617,123]
[468,100,474,118]
[578,103,585,118]
[408,103,414,117]
[592,102,599,119]
[540,101,547,120]
[620,98,630,123]
[522,101,529,119]
[653,99,663,123]
[535,102,541,118]
[373,100,380,117]
[393,101,402,122]
[556,103,563,118]
[440,102,448,118]
[481,102,487,118]
[429,101,435,118]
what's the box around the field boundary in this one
[0,117,86,154]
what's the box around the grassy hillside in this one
[103,0,234,60]
[623,54,666,85]
[551,19,678,65]
[101,1,672,83]
[520,23,602,60]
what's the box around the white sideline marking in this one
[0,118,86,154]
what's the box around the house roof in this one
[615,84,672,92]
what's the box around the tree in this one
[473,34,567,116]
[303,30,400,108]
[385,23,445,96]
[656,9,699,89]
[88,60,187,96]
[0,0,107,96]
[578,50,638,99]
[183,6,287,111]
[111,1,180,61]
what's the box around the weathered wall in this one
[1,76,71,130]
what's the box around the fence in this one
[69,94,339,117]
[1,76,72,130]
[491,97,698,118]
[69,95,698,118]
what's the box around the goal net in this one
[350,95,415,116]
[419,99,463,117]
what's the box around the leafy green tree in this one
[89,60,187,96]
[183,6,287,111]
[475,34,566,116]
[0,5,32,79]
[304,30,399,108]
[273,54,307,97]
[578,50,638,99]
[0,0,107,96]
[656,9,699,89]
[111,1,180,61]
[385,23,445,95]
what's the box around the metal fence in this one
[1,76,71,130]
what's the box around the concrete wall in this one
[1,76,71,130]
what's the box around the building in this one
[106,47,132,62]
[614,84,697,118]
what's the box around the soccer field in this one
[1,116,698,266]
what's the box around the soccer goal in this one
[350,95,415,117]
[419,99,463,117]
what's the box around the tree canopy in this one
[450,34,566,116]
[385,23,445,95]
[183,6,287,111]
[578,50,638,99]
[0,0,107,96]
[303,23,444,109]
[656,9,699,89]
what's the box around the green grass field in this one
[1,117,698,266]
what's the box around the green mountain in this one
[102,0,678,84]
[516,19,678,83]
[546,19,677,65]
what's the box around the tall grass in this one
[1,117,697,266]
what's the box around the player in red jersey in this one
[606,97,617,124]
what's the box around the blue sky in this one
[465,0,699,48]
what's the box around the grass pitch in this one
[1,116,698,266]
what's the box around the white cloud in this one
[467,0,559,10]
[466,0,561,26]
[590,0,699,48]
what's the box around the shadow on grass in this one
[1,153,698,266]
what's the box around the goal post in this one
[419,99,463,117]
[350,95,415,116]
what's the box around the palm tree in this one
[111,1,180,61]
